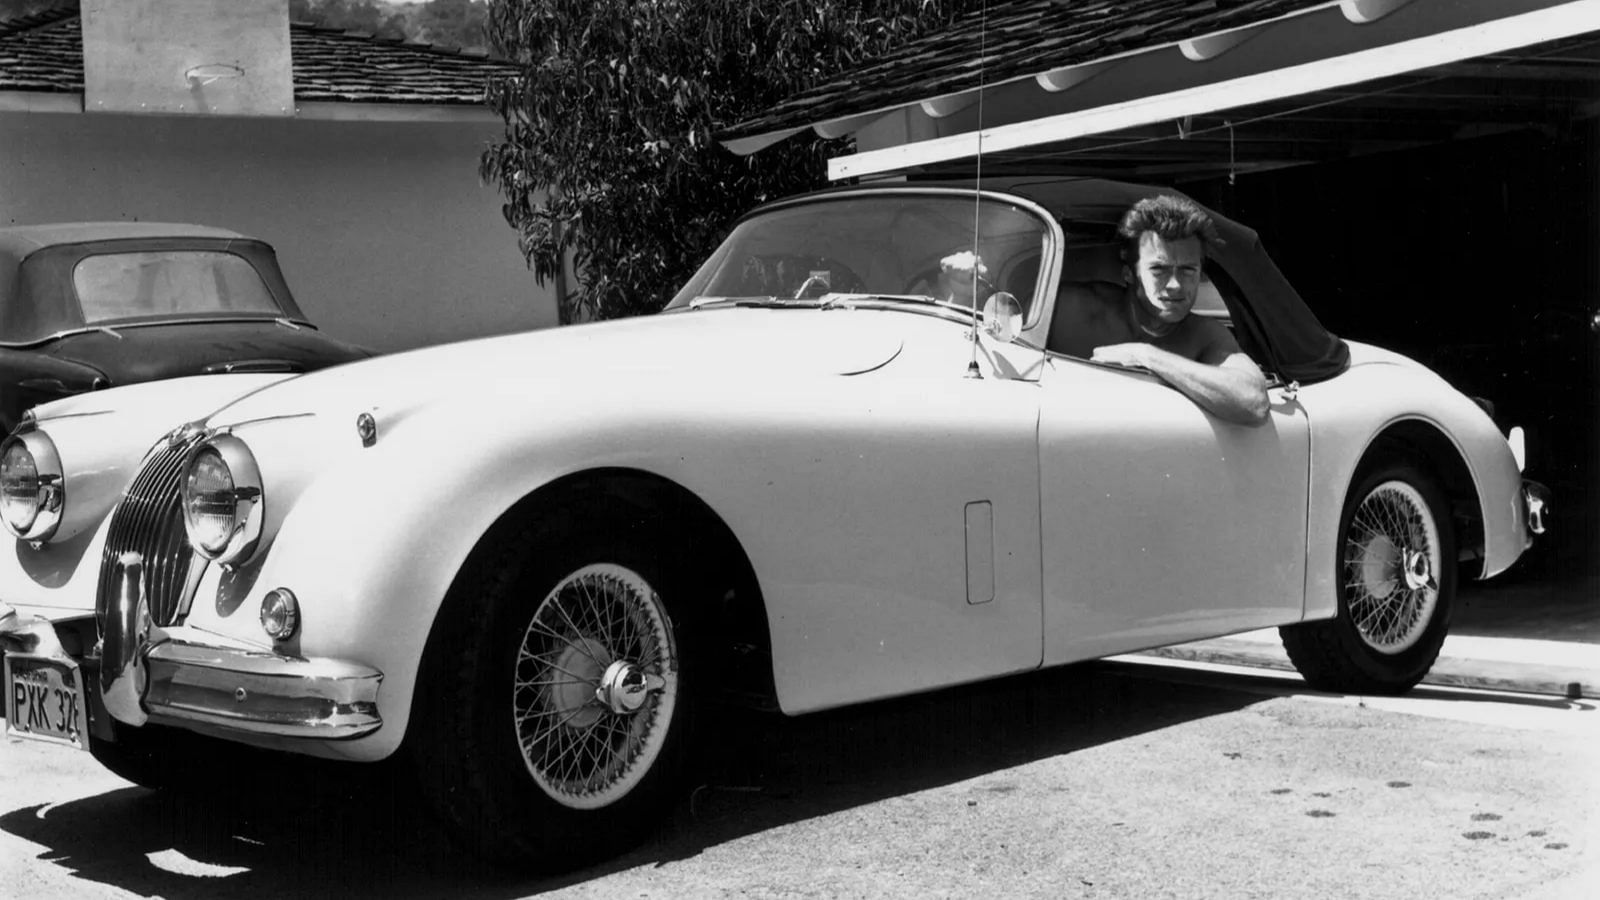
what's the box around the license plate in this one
[4,653,89,750]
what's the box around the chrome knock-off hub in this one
[1402,547,1436,592]
[596,659,666,714]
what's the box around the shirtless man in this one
[1058,195,1269,426]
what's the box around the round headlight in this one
[0,432,64,542]
[181,434,263,565]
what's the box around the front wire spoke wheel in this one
[1342,479,1441,655]
[514,562,678,810]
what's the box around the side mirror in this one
[982,292,1022,343]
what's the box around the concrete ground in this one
[1,660,1596,899]
[1454,571,1600,645]
[1155,565,1600,699]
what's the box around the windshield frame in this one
[667,186,1063,334]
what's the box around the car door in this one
[695,321,1046,715]
[1035,349,1310,665]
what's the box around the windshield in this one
[72,250,284,323]
[666,194,1052,317]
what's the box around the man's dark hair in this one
[1117,194,1221,262]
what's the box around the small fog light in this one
[259,588,300,642]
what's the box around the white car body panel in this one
[140,313,1042,758]
[0,185,1536,770]
[1294,341,1530,621]
[1037,356,1311,663]
[3,374,292,611]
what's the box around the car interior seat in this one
[1046,240,1125,357]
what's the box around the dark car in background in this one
[0,222,370,432]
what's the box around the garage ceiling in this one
[719,0,1600,183]
[960,32,1600,183]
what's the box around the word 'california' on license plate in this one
[4,654,89,750]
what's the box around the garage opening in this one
[720,2,1600,631]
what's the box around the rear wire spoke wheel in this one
[412,515,698,872]
[1282,462,1456,694]
[1343,481,1440,655]
[515,562,678,810]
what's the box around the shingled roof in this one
[719,0,1331,142]
[0,5,520,105]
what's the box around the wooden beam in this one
[1428,61,1600,80]
[814,110,887,139]
[920,90,980,118]
[1340,0,1417,25]
[1034,61,1115,93]
[1179,26,1263,62]
[829,0,1600,181]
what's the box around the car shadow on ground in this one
[0,660,1263,898]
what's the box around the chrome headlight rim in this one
[181,433,264,565]
[0,430,64,542]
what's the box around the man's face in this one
[1130,231,1203,325]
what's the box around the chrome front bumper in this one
[2,597,383,741]
[142,635,384,739]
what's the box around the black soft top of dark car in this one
[0,222,311,347]
[779,177,1351,385]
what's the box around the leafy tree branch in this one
[482,0,975,323]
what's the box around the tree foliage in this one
[289,0,410,40]
[288,0,490,51]
[482,0,975,323]
[409,0,490,50]
[0,0,73,20]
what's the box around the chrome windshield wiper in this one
[817,293,979,317]
[686,296,804,310]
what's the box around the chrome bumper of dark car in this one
[1522,479,1550,536]
[2,598,383,741]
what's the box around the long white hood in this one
[202,308,909,427]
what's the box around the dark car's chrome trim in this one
[1522,480,1550,536]
[0,315,320,349]
[200,359,300,374]
[0,600,73,660]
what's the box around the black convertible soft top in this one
[0,222,309,347]
[802,177,1351,385]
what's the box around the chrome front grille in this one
[96,435,201,633]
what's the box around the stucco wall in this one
[0,109,556,353]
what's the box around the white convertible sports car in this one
[0,178,1545,870]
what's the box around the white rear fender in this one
[1298,359,1528,621]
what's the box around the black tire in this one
[88,721,179,789]
[88,720,238,791]
[1281,461,1456,694]
[410,508,698,872]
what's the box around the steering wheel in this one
[789,266,864,299]
[793,274,832,300]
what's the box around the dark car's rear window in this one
[72,250,282,323]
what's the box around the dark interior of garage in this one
[883,25,1598,619]
[1190,122,1598,581]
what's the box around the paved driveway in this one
[2,661,1595,899]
